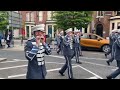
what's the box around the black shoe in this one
[80,54,83,56]
[59,71,65,76]
[77,61,82,64]
[57,51,59,55]
[69,77,75,79]
[106,61,110,66]
[105,54,107,58]
[106,76,112,79]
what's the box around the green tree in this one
[0,11,9,33]
[52,11,93,31]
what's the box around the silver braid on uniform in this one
[70,36,73,49]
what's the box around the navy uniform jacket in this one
[109,34,114,46]
[73,35,80,48]
[60,35,64,45]
[63,35,74,56]
[114,38,120,61]
[24,38,51,79]
[56,36,61,46]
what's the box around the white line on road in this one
[0,77,5,79]
[49,54,108,61]
[0,61,75,71]
[8,65,79,79]
[86,76,99,79]
[81,60,115,68]
[0,65,27,70]
[0,55,107,64]
[49,55,116,68]
[77,65,103,79]
[80,57,107,61]
[8,74,26,78]
[0,60,27,63]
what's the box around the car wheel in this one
[102,45,110,53]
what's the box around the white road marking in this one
[80,57,107,61]
[48,55,116,68]
[13,59,27,61]
[0,60,26,63]
[0,65,27,70]
[77,65,103,79]
[80,60,115,68]
[0,77,5,79]
[0,54,107,64]
[8,74,26,78]
[49,54,108,61]
[51,51,107,61]
[111,67,118,71]
[86,76,99,79]
[8,65,79,79]
[0,61,76,71]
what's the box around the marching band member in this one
[59,28,75,79]
[72,29,82,64]
[24,24,51,79]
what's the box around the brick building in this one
[89,11,113,38]
[89,11,120,38]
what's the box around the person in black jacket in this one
[5,32,12,48]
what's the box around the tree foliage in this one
[0,11,9,32]
[52,11,93,31]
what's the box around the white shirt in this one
[7,35,9,40]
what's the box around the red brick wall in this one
[20,11,47,25]
[90,11,113,38]
[20,11,48,34]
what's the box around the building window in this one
[30,12,34,22]
[112,23,115,30]
[85,28,87,33]
[47,11,52,20]
[117,22,120,29]
[26,13,30,21]
[97,11,104,17]
[26,26,29,37]
[39,11,43,21]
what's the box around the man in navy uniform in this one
[72,30,82,64]
[106,30,118,65]
[105,30,116,58]
[24,24,51,79]
[106,35,120,79]
[59,28,75,79]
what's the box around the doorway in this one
[96,24,103,37]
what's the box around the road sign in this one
[8,11,22,28]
